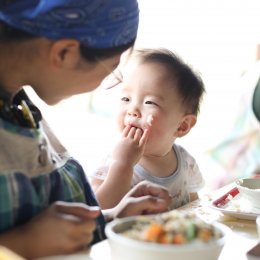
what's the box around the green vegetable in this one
[186,222,196,241]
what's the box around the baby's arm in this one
[94,125,149,209]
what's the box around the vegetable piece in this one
[144,223,164,242]
[172,233,186,244]
[186,223,196,241]
[198,229,213,242]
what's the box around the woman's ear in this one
[175,114,197,138]
[48,39,81,69]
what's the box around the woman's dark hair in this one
[0,0,17,8]
[0,21,135,62]
[135,48,205,116]
[79,41,134,62]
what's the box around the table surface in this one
[38,183,260,260]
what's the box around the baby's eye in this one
[121,97,130,102]
[145,100,157,106]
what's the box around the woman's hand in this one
[0,202,101,259]
[103,180,172,220]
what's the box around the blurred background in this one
[28,0,260,192]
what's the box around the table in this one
[39,183,259,260]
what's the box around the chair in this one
[252,77,260,122]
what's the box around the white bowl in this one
[105,214,230,260]
[236,178,260,208]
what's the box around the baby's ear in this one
[175,115,197,138]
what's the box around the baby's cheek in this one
[116,115,125,132]
[146,117,157,138]
[149,115,157,127]
[149,117,164,136]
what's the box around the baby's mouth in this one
[125,119,142,130]
[125,115,153,131]
[127,122,141,129]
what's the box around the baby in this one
[91,48,205,210]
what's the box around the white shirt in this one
[91,143,204,209]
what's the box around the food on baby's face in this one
[147,114,153,126]
[122,211,222,245]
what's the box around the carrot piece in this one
[158,234,169,244]
[172,233,186,244]
[144,223,164,242]
[198,229,212,242]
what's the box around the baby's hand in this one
[112,125,149,166]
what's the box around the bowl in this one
[236,178,260,208]
[105,212,230,260]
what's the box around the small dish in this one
[210,187,260,220]
[236,178,260,209]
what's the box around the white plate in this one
[209,188,260,220]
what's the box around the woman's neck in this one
[0,43,30,96]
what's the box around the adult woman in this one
[0,1,171,258]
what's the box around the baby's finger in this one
[134,128,143,141]
[122,124,131,137]
[139,128,149,147]
[128,126,137,138]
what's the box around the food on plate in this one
[122,211,222,245]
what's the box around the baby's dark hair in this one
[0,21,135,62]
[134,48,205,115]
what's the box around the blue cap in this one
[0,0,139,48]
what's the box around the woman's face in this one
[68,55,122,96]
[31,39,123,105]
[116,60,186,156]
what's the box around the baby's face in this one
[116,60,186,156]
